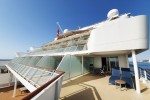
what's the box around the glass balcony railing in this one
[7,61,59,88]
[29,44,87,56]
[139,67,150,82]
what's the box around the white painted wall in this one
[87,15,148,53]
[32,76,63,100]
[0,60,10,66]
[118,54,129,68]
[94,57,102,68]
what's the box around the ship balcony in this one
[75,40,87,45]
[29,44,88,56]
[60,43,67,48]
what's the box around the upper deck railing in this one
[139,67,150,82]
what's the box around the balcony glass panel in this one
[76,45,84,51]
[70,56,82,78]
[83,57,94,73]
[28,56,42,66]
[36,56,62,69]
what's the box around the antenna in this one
[56,22,66,38]
[78,26,81,29]
[56,22,63,33]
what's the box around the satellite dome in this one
[64,29,69,33]
[29,47,35,51]
[107,9,119,20]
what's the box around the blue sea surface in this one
[130,62,150,70]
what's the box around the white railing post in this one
[9,72,13,86]
[144,70,147,83]
[82,56,84,74]
[140,69,145,82]
[13,77,17,97]
[132,50,141,93]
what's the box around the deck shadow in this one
[0,85,22,93]
[0,86,28,100]
[62,74,105,88]
[60,87,102,100]
[81,83,102,100]
[61,74,103,100]
[141,87,149,93]
[0,86,14,92]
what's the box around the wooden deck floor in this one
[0,86,29,100]
[0,74,150,100]
[60,74,150,100]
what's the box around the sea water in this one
[0,60,10,69]
[129,62,150,70]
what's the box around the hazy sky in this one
[0,0,150,60]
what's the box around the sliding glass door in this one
[102,57,119,72]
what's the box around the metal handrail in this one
[139,67,150,81]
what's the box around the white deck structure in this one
[2,9,149,99]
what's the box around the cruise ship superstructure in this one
[3,9,149,99]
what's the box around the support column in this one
[106,58,108,72]
[132,50,141,93]
[69,55,71,79]
[109,59,111,72]
[13,77,17,97]
[82,56,84,74]
[9,71,12,86]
